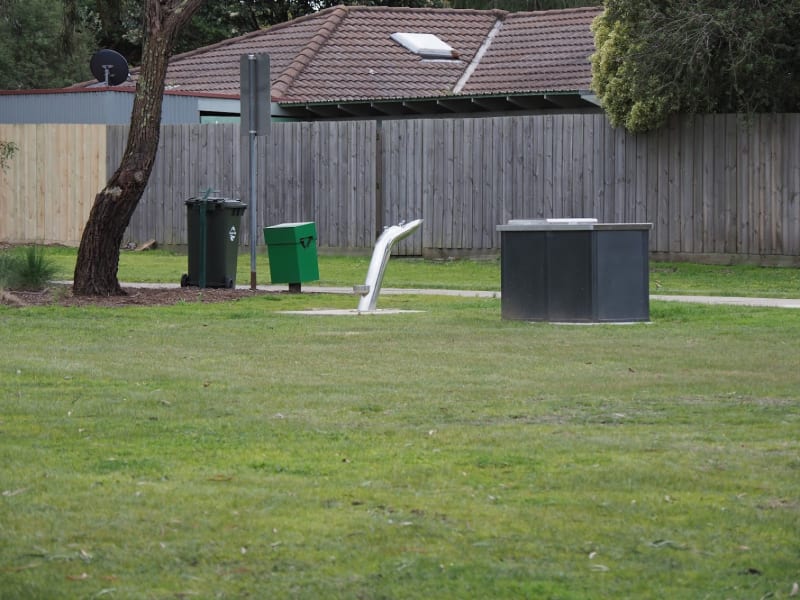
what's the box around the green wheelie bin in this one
[182,196,247,289]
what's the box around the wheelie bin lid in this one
[185,196,246,208]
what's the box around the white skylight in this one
[390,32,459,60]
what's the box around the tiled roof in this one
[462,7,600,95]
[87,5,601,104]
[274,7,504,102]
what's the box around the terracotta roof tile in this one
[282,7,501,102]
[93,5,601,103]
[462,7,601,95]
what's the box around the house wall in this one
[2,114,799,264]
[0,91,206,125]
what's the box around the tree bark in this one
[73,0,205,296]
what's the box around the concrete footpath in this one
[117,282,800,309]
[649,294,800,309]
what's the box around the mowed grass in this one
[39,245,800,297]
[41,247,502,292]
[1,250,799,598]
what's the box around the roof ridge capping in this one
[272,5,349,99]
[166,4,347,63]
[453,12,506,94]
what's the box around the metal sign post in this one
[240,53,270,290]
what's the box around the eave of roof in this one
[275,90,600,119]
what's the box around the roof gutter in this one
[452,17,504,94]
[580,93,602,107]
[275,91,602,119]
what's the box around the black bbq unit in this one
[497,219,652,322]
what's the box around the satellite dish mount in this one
[89,49,129,86]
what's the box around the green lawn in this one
[40,245,800,297]
[1,250,799,598]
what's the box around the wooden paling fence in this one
[0,124,107,246]
[2,114,799,263]
[377,114,800,260]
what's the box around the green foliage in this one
[0,0,94,89]
[447,0,600,8]
[80,0,145,65]
[0,245,58,290]
[0,140,18,171]
[592,0,800,132]
[0,253,14,289]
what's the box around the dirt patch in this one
[1,285,276,308]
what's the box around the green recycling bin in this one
[264,222,319,289]
[182,197,247,289]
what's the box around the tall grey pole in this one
[248,54,258,291]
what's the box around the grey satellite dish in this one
[89,49,129,86]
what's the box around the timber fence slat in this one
[691,115,704,253]
[2,115,798,263]
[0,124,104,245]
[789,116,800,255]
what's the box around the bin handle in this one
[299,236,314,249]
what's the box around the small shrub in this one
[0,245,57,291]
[0,140,18,171]
[0,251,15,289]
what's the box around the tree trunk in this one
[73,0,205,296]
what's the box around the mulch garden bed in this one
[1,285,275,308]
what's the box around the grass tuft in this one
[0,245,58,291]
